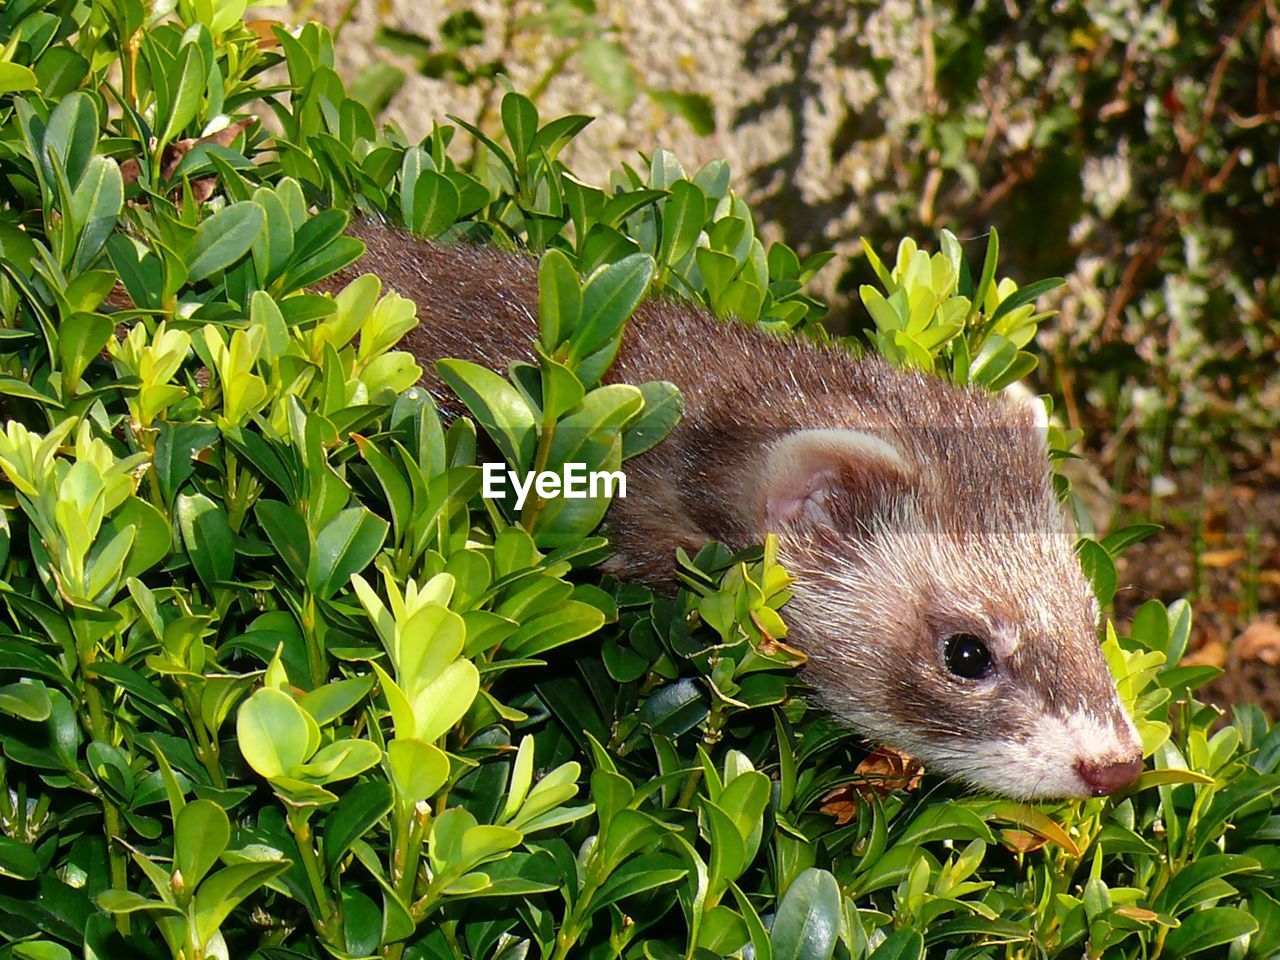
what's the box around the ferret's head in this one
[755,396,1143,800]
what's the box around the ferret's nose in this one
[1075,755,1143,796]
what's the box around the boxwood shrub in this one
[0,4,1277,960]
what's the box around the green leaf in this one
[503,744,540,833]
[538,247,582,351]
[236,688,316,779]
[69,156,123,270]
[186,202,265,282]
[436,358,537,469]
[545,383,643,467]
[251,186,296,283]
[720,769,769,848]
[0,836,40,880]
[501,92,538,159]
[409,170,461,238]
[96,889,182,916]
[0,681,52,722]
[579,38,637,112]
[13,942,75,960]
[192,860,290,947]
[175,800,230,890]
[0,377,60,406]
[176,493,236,591]
[772,868,841,960]
[598,808,668,871]
[637,677,707,737]
[1155,854,1260,915]
[591,854,687,912]
[154,423,219,506]
[339,886,382,956]
[412,659,480,742]
[538,356,586,423]
[0,62,38,95]
[386,737,451,807]
[623,380,683,458]
[1076,538,1118,607]
[1166,599,1193,666]
[295,738,381,782]
[1105,518,1165,561]
[570,254,655,364]
[660,180,707,267]
[156,43,204,146]
[110,497,171,582]
[300,675,374,725]
[307,506,388,600]
[965,228,999,324]
[323,781,392,873]
[351,62,407,115]
[428,806,474,874]
[255,499,310,584]
[896,804,997,848]
[57,312,114,392]
[88,662,177,719]
[649,89,717,135]
[868,930,925,960]
[42,90,98,188]
[1162,907,1258,958]
[988,276,1064,325]
[504,600,606,657]
[704,801,747,893]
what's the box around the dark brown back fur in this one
[320,220,1053,583]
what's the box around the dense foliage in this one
[0,4,1277,960]
[737,0,1280,473]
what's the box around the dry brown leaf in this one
[187,177,218,205]
[818,748,925,821]
[818,786,858,826]
[1233,621,1280,665]
[120,118,257,187]
[162,118,257,180]
[999,828,1047,855]
[855,747,924,796]
[1183,639,1227,668]
[246,20,283,46]
[1200,548,1245,568]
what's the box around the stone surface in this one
[304,0,927,274]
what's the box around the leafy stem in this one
[179,680,225,789]
[82,674,130,934]
[519,405,559,533]
[288,805,339,941]
[550,853,609,960]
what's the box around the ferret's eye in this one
[944,633,993,680]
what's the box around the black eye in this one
[944,633,993,680]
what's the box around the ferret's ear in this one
[759,429,913,531]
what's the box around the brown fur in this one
[323,221,1054,580]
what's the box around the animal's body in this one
[326,219,1144,799]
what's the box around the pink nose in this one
[1076,755,1143,796]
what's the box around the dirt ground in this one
[1110,459,1280,721]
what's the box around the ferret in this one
[323,219,1144,800]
